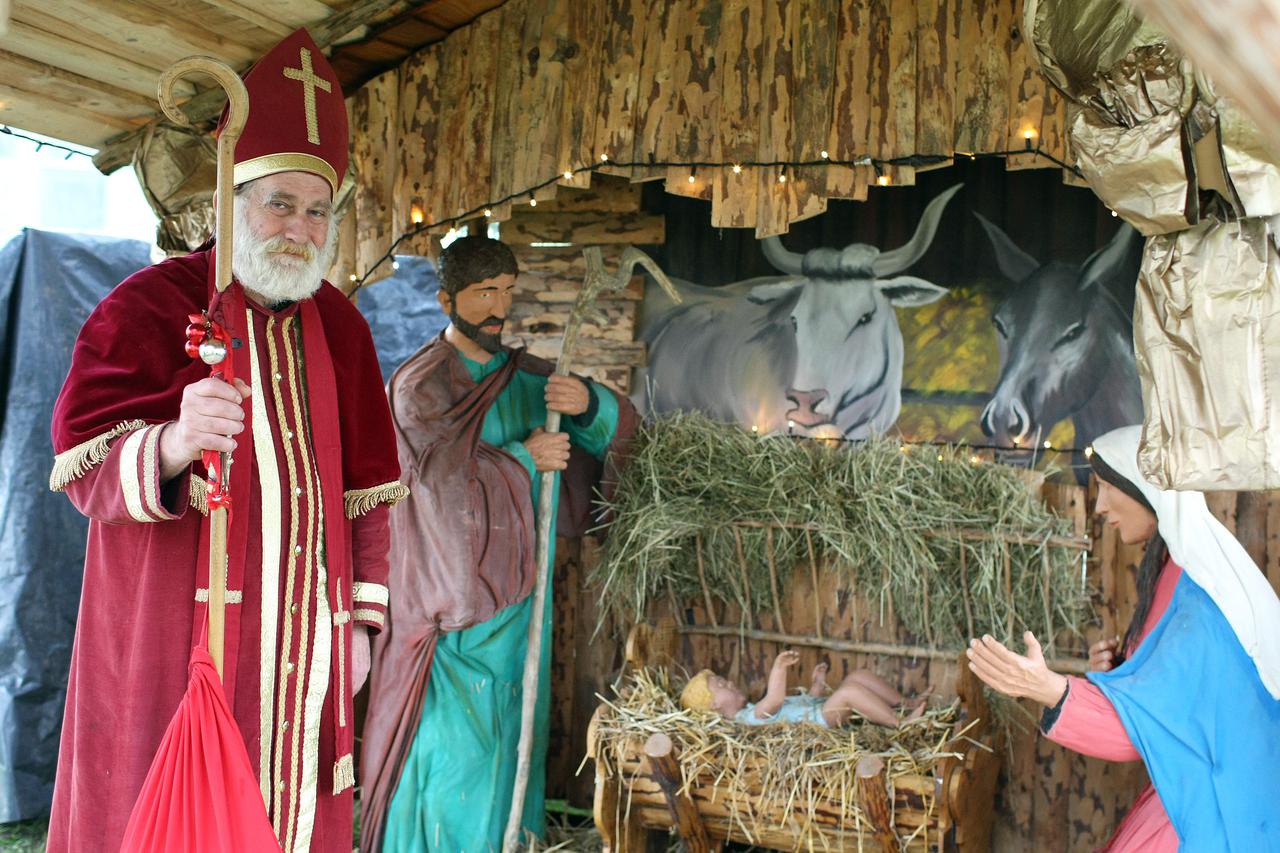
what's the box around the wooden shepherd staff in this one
[157,57,247,679]
[502,247,681,852]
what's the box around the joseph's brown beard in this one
[452,311,504,353]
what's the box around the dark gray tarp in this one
[356,255,448,382]
[0,229,153,821]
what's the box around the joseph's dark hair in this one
[438,236,518,297]
[1090,452,1167,664]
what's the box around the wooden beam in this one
[312,0,426,47]
[64,0,261,66]
[0,81,140,138]
[677,625,1092,674]
[856,757,901,853]
[194,1,287,37]
[11,7,203,77]
[1,19,191,100]
[643,734,716,853]
[0,49,156,116]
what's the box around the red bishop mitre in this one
[218,28,348,194]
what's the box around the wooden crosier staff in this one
[157,57,248,679]
[502,248,681,852]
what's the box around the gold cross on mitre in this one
[282,47,332,145]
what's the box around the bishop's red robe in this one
[46,247,406,853]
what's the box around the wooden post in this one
[643,733,716,853]
[764,525,786,632]
[856,755,900,852]
[804,529,823,639]
[695,532,718,627]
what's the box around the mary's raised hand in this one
[966,631,1068,707]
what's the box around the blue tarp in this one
[356,255,448,382]
[0,229,153,821]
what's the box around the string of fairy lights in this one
[0,125,94,160]
[349,134,1084,289]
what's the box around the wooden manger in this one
[587,618,1003,852]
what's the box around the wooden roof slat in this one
[414,0,503,30]
[377,17,448,47]
[0,49,157,117]
[13,6,212,74]
[0,80,141,134]
[1,18,194,99]
[29,0,260,67]
[198,0,333,33]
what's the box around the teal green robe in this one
[382,351,619,852]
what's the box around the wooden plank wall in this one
[343,0,1074,278]
[546,485,1280,851]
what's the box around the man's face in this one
[232,171,337,305]
[244,171,333,250]
[442,273,517,353]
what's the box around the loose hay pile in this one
[592,669,968,849]
[592,413,1091,648]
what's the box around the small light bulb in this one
[751,424,759,434]
[1110,209,1118,217]
[409,204,425,225]
[732,164,743,174]
[778,172,787,183]
[899,445,907,453]
[563,170,573,180]
[530,198,537,207]
[787,419,795,429]
[1084,446,1094,458]
[349,274,357,282]
[820,150,829,159]
[970,455,980,464]
[688,174,696,184]
[1043,439,1053,449]
[876,175,890,186]
[1023,128,1036,140]
[600,153,609,162]
[484,209,492,217]
[392,261,400,271]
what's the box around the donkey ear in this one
[747,281,802,304]
[877,275,948,307]
[974,212,1040,283]
[1080,223,1142,293]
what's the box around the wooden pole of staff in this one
[157,57,248,680]
[502,247,680,852]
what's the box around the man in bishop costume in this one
[359,236,638,851]
[46,29,405,853]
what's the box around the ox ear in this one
[877,275,948,307]
[974,212,1039,283]
[747,281,802,304]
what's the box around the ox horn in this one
[871,183,963,276]
[761,235,806,276]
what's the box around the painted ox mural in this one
[637,185,962,439]
[976,216,1144,470]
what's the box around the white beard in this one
[231,198,338,305]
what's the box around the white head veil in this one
[1092,425,1280,699]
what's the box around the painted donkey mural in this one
[637,185,962,438]
[976,215,1144,469]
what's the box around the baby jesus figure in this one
[680,651,926,728]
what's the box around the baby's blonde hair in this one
[679,669,716,711]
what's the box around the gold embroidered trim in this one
[141,426,165,519]
[235,154,338,194]
[189,474,210,516]
[49,419,148,491]
[352,607,384,626]
[351,582,389,606]
[119,430,154,523]
[196,588,244,604]
[332,754,355,795]
[343,481,409,519]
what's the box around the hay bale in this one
[592,413,1090,648]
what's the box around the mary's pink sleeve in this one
[1042,675,1141,761]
